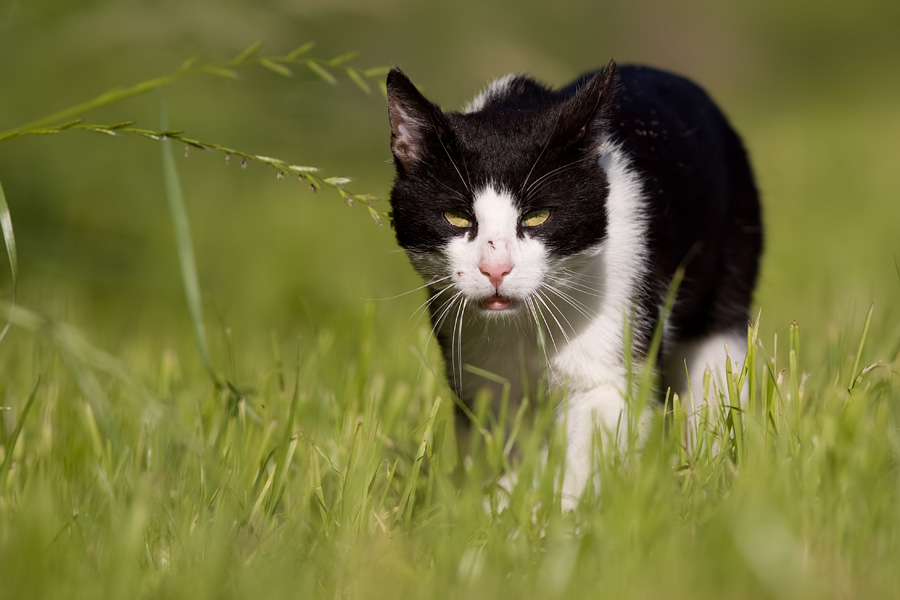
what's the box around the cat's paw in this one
[560,451,591,512]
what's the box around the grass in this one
[0,285,898,599]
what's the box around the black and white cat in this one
[386,60,762,508]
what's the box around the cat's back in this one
[560,64,762,344]
[557,64,732,152]
[471,65,718,119]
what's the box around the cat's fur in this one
[386,60,762,508]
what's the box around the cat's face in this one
[386,68,614,318]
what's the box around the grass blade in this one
[634,265,685,437]
[789,321,801,427]
[725,345,744,464]
[0,378,39,483]
[847,303,874,392]
[268,342,303,514]
[0,177,18,342]
[157,91,217,385]
[398,396,441,527]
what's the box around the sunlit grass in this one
[0,291,898,599]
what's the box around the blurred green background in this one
[1,0,899,374]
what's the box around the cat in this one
[385,60,762,509]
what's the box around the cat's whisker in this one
[373,275,454,302]
[397,277,455,336]
[512,315,524,340]
[523,156,588,195]
[530,294,561,356]
[541,283,596,321]
[450,300,465,390]
[558,267,606,287]
[431,114,471,194]
[551,282,605,300]
[431,290,463,332]
[523,164,594,204]
[428,173,467,201]
[543,277,598,307]
[459,150,475,196]
[414,291,465,387]
[533,294,571,353]
[550,285,597,315]
[535,289,576,345]
[525,296,552,370]
[552,281,607,303]
[417,289,463,387]
[555,266,604,284]
[450,296,467,393]
[422,290,464,360]
[400,284,454,343]
[523,155,594,199]
[550,290,596,322]
[459,298,469,390]
[519,112,561,194]
[559,266,604,281]
[545,274,605,299]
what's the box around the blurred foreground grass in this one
[1,301,898,600]
[1,1,899,598]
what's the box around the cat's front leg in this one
[559,381,629,511]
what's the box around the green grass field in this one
[1,1,899,598]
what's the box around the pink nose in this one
[479,262,512,289]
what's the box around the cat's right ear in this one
[559,59,618,145]
[386,69,443,171]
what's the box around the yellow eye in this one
[444,210,472,228]
[522,209,550,227]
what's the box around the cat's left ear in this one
[562,59,618,142]
[386,68,446,171]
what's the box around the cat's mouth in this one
[480,294,516,311]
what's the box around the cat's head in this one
[386,62,617,318]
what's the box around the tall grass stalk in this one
[0,179,17,342]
